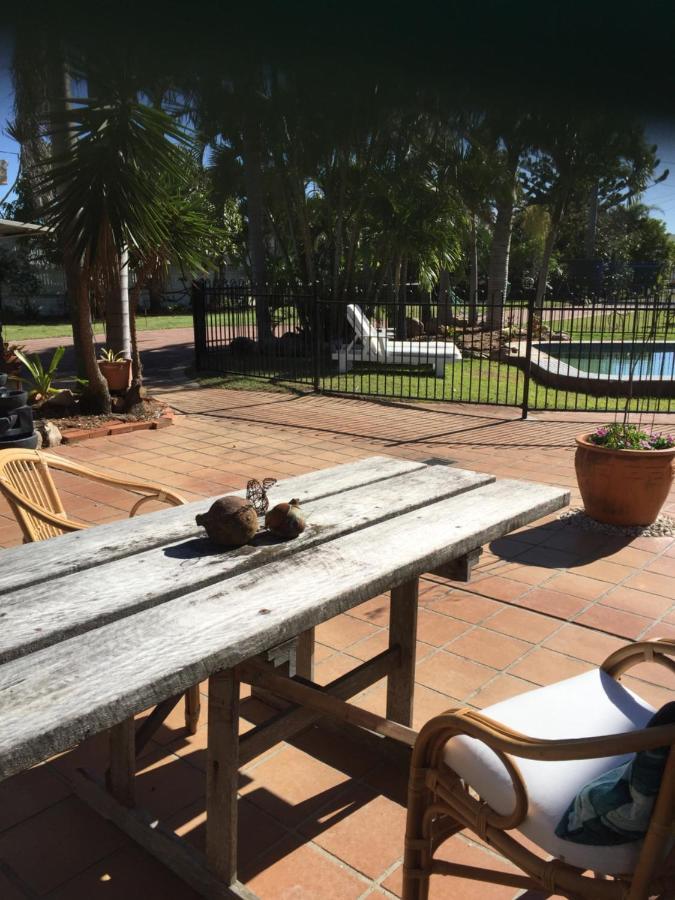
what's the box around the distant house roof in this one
[0,219,51,238]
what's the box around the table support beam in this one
[431,548,483,583]
[206,668,240,887]
[237,647,399,765]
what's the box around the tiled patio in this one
[0,384,673,899]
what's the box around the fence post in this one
[312,283,321,393]
[521,288,535,419]
[192,279,207,372]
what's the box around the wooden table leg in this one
[386,579,419,727]
[296,627,315,681]
[206,667,240,886]
[108,717,135,808]
[185,684,201,735]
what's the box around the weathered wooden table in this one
[0,456,569,898]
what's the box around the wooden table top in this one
[0,456,569,780]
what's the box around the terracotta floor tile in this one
[464,575,528,602]
[348,630,435,664]
[0,765,71,833]
[495,563,554,586]
[508,648,592,686]
[574,604,653,640]
[134,750,206,819]
[622,676,675,709]
[415,651,496,700]
[415,609,471,646]
[300,783,406,879]
[569,559,635,584]
[315,614,380,651]
[0,797,127,895]
[543,624,625,665]
[605,545,656,568]
[484,607,560,643]
[168,796,288,866]
[243,838,367,899]
[624,570,675,599]
[471,673,536,708]
[646,555,675,577]
[599,585,673,619]
[383,834,520,898]
[445,628,530,668]
[348,594,389,626]
[239,743,357,828]
[513,587,588,620]
[544,571,610,601]
[47,844,201,899]
[420,590,502,624]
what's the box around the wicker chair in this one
[403,639,675,900]
[0,447,201,733]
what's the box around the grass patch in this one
[3,314,197,341]
[194,357,674,413]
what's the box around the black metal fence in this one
[193,281,675,416]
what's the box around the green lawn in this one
[196,357,674,413]
[2,315,197,341]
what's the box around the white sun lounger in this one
[332,303,462,377]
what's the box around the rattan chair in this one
[0,447,201,734]
[403,639,675,900]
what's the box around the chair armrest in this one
[417,706,675,765]
[0,480,88,533]
[601,639,675,679]
[38,452,185,508]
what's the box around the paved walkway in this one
[0,384,673,899]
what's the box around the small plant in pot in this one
[575,424,674,526]
[98,348,131,393]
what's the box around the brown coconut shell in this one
[265,498,306,539]
[195,495,259,546]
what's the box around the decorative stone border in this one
[60,409,175,444]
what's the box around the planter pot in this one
[98,359,131,393]
[575,433,675,526]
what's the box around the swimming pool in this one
[542,342,675,379]
[526,340,675,396]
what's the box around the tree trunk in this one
[394,256,407,339]
[469,214,479,326]
[534,186,569,313]
[72,262,111,414]
[486,155,519,331]
[584,180,599,259]
[49,52,109,412]
[241,117,272,344]
[147,275,163,314]
[105,248,132,358]
[436,268,451,326]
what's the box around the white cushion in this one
[443,669,655,874]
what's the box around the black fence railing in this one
[192,281,675,416]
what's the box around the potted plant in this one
[98,348,131,392]
[575,424,674,526]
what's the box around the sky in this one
[1,47,675,233]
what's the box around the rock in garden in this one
[195,495,259,547]
[34,419,62,447]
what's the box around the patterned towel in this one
[556,701,675,845]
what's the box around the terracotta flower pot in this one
[98,359,131,393]
[575,433,675,526]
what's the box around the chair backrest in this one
[0,448,69,541]
[346,304,385,355]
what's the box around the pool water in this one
[543,343,675,379]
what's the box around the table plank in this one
[0,455,424,594]
[0,465,491,663]
[0,478,569,779]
